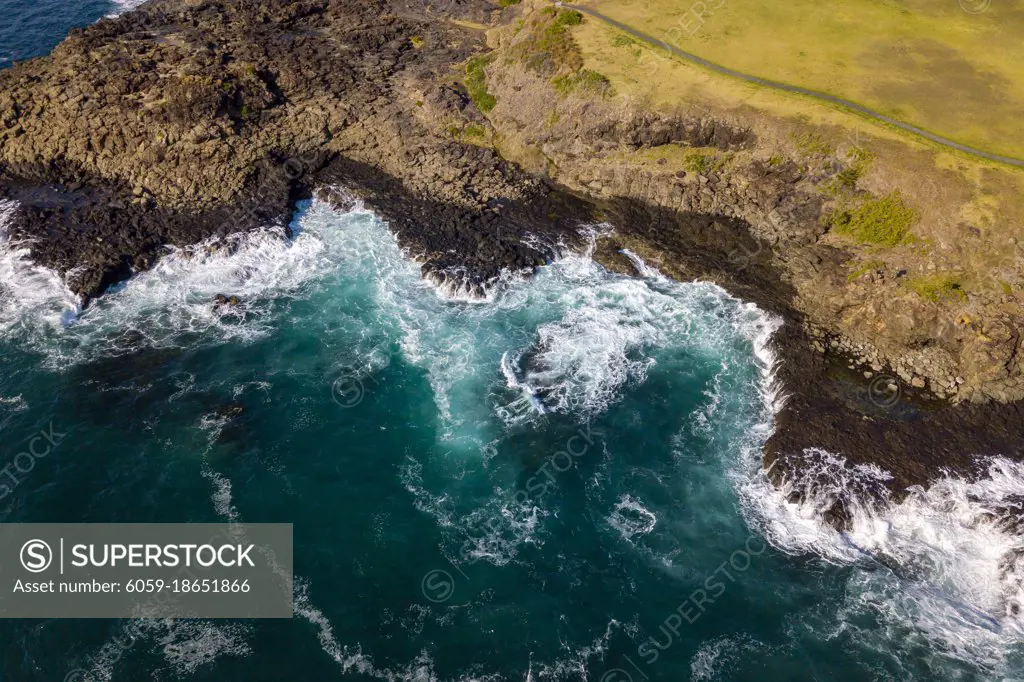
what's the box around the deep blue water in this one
[2,6,1024,680]
[0,0,139,68]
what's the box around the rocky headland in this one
[1,0,1022,525]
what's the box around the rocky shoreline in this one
[1,0,1022,525]
[588,192,1024,525]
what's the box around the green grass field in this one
[583,0,1024,159]
[486,1,1024,302]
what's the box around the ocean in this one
[2,8,1024,682]
[0,0,144,68]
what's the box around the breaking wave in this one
[10,193,1022,679]
[0,200,81,344]
[737,395,1024,671]
[608,494,658,543]
[106,0,148,17]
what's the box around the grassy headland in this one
[581,0,1024,160]
[472,0,1024,403]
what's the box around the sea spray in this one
[0,200,81,339]
[6,197,1018,680]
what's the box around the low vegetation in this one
[846,259,886,281]
[465,55,497,113]
[792,131,832,158]
[827,191,914,247]
[550,9,583,31]
[462,123,487,139]
[509,8,585,74]
[683,150,729,175]
[447,122,489,144]
[904,274,966,302]
[551,69,611,97]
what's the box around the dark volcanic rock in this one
[2,0,1023,527]
[316,156,593,294]
[592,195,1024,525]
[0,0,508,302]
[1,160,298,301]
[765,320,1024,525]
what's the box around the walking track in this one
[559,3,1024,168]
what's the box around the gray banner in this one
[0,524,292,618]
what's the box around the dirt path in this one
[560,2,1024,168]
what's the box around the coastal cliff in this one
[1,0,1022,522]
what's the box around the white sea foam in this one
[486,250,779,427]
[513,291,657,417]
[295,583,504,682]
[499,350,548,421]
[619,248,661,278]
[689,635,765,681]
[203,465,240,523]
[0,199,389,368]
[0,200,81,342]
[69,616,253,681]
[399,456,548,567]
[2,195,774,438]
[731,332,1024,672]
[530,618,623,682]
[772,455,1024,672]
[0,394,27,413]
[150,620,253,677]
[105,0,148,17]
[608,494,658,542]
[623,243,1024,674]
[689,361,728,439]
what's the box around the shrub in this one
[683,151,728,174]
[829,166,864,193]
[551,9,583,30]
[465,55,497,113]
[462,123,487,139]
[827,191,915,247]
[509,8,584,74]
[904,274,966,302]
[551,69,611,97]
[792,131,832,157]
[827,147,875,194]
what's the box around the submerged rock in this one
[217,404,246,419]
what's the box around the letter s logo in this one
[20,539,52,573]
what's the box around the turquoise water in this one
[2,197,1024,681]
